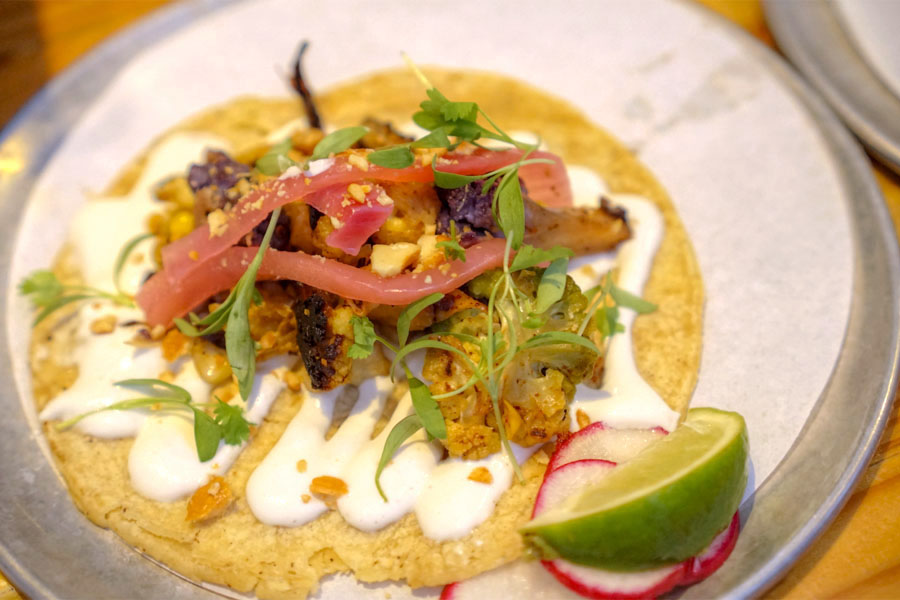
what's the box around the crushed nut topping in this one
[89,315,117,335]
[576,408,591,430]
[310,475,348,500]
[347,183,367,203]
[467,466,493,485]
[186,475,233,522]
[207,209,228,238]
[347,153,369,172]
[296,459,308,473]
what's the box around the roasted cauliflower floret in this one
[423,268,596,457]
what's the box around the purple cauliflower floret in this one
[187,150,250,194]
[245,211,293,252]
[436,181,500,237]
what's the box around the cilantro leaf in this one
[19,270,64,307]
[214,398,252,445]
[410,127,451,149]
[441,101,478,122]
[348,315,376,359]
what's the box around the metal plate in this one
[0,1,897,599]
[766,0,900,175]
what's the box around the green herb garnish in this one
[309,126,369,162]
[436,221,466,262]
[57,379,253,462]
[20,231,151,325]
[257,126,370,176]
[256,139,296,175]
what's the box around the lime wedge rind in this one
[521,408,749,571]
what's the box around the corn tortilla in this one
[29,69,703,599]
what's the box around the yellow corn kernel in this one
[168,210,195,242]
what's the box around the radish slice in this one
[440,560,588,600]
[445,513,739,600]
[548,422,667,472]
[681,513,740,585]
[542,558,686,600]
[532,459,616,518]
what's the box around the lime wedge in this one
[522,407,748,571]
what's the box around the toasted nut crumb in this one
[310,475,348,498]
[89,315,117,335]
[186,475,232,522]
[468,466,493,485]
[149,324,167,341]
[347,183,367,203]
[347,153,369,172]
[157,370,176,383]
[284,370,302,392]
[207,209,228,238]
[296,459,308,473]
[189,250,199,261]
[301,494,311,504]
[576,409,591,430]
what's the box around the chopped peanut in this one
[310,475,348,508]
[149,324,167,341]
[157,370,176,384]
[89,315,117,335]
[301,494,312,504]
[284,370,302,392]
[347,183,367,203]
[576,409,592,430]
[468,467,493,485]
[207,209,228,238]
[296,459,308,473]
[186,476,233,522]
[347,153,369,172]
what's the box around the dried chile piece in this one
[290,41,323,130]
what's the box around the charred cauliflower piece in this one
[423,268,595,458]
[292,291,356,390]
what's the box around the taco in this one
[25,62,703,599]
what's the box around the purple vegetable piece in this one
[187,150,250,195]
[246,211,293,252]
[436,181,498,236]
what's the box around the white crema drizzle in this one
[39,133,295,502]
[38,131,671,538]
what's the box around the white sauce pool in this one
[39,137,673,538]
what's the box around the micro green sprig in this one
[19,232,153,325]
[56,379,252,462]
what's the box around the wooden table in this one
[2,1,899,598]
